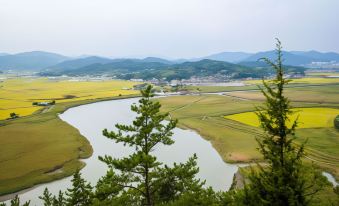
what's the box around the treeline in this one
[1,41,333,206]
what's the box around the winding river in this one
[9,97,241,205]
[3,95,339,205]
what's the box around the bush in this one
[9,113,19,119]
[334,115,339,129]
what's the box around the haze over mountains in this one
[0,50,338,80]
[0,51,69,70]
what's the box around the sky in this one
[0,0,338,59]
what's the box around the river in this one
[4,96,338,205]
[8,97,240,205]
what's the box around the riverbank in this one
[0,94,140,197]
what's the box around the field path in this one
[168,96,207,113]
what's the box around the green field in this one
[0,94,139,196]
[306,72,339,77]
[227,84,339,104]
[183,85,257,93]
[157,89,339,180]
[245,77,339,85]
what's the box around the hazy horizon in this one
[1,0,338,59]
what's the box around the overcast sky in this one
[0,0,338,58]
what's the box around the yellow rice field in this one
[0,78,139,120]
[225,107,339,128]
[245,77,339,85]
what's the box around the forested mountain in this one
[0,51,69,70]
[43,56,174,73]
[44,56,114,72]
[41,59,306,80]
[2,50,337,77]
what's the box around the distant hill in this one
[201,52,253,63]
[141,57,173,64]
[55,59,168,76]
[44,56,114,72]
[42,59,306,80]
[0,51,69,71]
[42,56,175,74]
[290,50,339,62]
[241,50,339,66]
[1,49,335,74]
[241,50,316,66]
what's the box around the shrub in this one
[334,115,339,129]
[9,113,19,119]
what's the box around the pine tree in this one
[99,85,178,205]
[99,84,225,206]
[152,154,203,202]
[39,188,65,206]
[0,196,30,206]
[39,188,53,206]
[241,39,323,206]
[53,191,66,206]
[65,170,93,206]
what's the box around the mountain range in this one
[0,50,338,80]
[41,58,306,81]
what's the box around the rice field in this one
[0,78,139,120]
[245,77,339,85]
[225,107,339,128]
[227,84,339,104]
[306,72,339,77]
